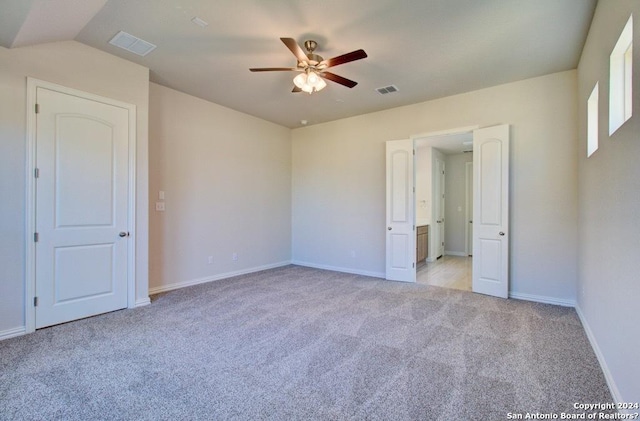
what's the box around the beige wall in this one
[148,83,291,293]
[292,70,578,302]
[576,0,640,403]
[444,152,473,255]
[0,41,149,335]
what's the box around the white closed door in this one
[35,87,130,328]
[472,124,509,298]
[385,139,416,283]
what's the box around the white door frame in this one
[465,161,473,256]
[24,78,137,333]
[412,126,478,262]
[434,156,445,258]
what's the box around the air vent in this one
[191,17,209,28]
[109,31,156,56]
[375,85,399,95]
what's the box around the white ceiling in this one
[0,0,596,128]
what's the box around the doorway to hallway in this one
[417,255,471,291]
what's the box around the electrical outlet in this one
[207,256,213,264]
[155,202,165,211]
[232,253,238,261]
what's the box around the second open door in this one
[472,124,509,298]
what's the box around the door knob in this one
[499,232,505,236]
[119,231,129,237]
[387,227,392,231]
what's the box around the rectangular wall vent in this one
[109,31,156,57]
[375,85,399,95]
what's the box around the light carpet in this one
[0,265,613,420]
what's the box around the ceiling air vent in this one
[109,31,156,56]
[375,85,399,95]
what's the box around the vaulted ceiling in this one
[1,0,597,128]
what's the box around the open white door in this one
[472,124,509,298]
[385,139,416,282]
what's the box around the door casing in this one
[434,156,445,259]
[465,161,473,256]
[25,78,138,333]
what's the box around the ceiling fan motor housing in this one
[303,41,323,66]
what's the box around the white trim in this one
[508,292,575,307]
[135,297,151,307]
[291,260,385,279]
[0,327,27,341]
[148,261,292,295]
[609,14,633,135]
[126,101,137,309]
[25,80,37,333]
[444,251,467,257]
[410,125,480,141]
[575,304,624,406]
[25,78,138,333]
[464,161,473,256]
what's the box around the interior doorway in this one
[385,124,509,298]
[414,128,475,291]
[25,78,137,333]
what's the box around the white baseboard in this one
[575,304,624,406]
[444,251,467,257]
[135,297,151,307]
[508,292,576,307]
[148,261,292,295]
[291,260,385,279]
[0,326,26,341]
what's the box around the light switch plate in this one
[159,191,165,200]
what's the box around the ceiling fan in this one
[250,38,367,94]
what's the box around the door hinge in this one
[35,103,40,114]
[34,296,39,307]
[413,149,415,156]
[413,225,415,231]
[34,232,39,242]
[413,187,415,193]
[34,168,40,178]
[412,262,415,268]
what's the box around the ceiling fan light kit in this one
[293,69,327,94]
[250,37,367,94]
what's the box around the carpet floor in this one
[0,265,613,420]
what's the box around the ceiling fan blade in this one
[280,37,309,64]
[249,67,298,72]
[322,49,367,68]
[292,86,302,93]
[321,71,358,88]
